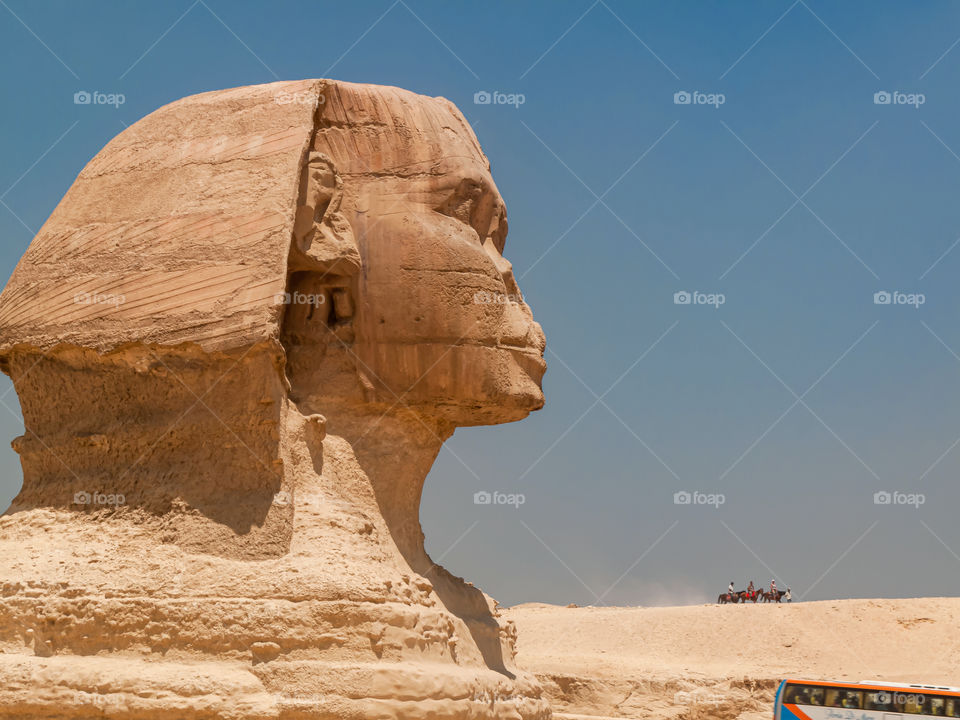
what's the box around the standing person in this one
[784,588,792,603]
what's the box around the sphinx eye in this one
[435,178,484,230]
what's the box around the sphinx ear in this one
[291,152,360,276]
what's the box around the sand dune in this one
[506,598,960,720]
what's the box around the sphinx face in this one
[349,152,546,425]
[279,83,546,425]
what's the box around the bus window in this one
[841,690,862,709]
[903,694,930,715]
[826,689,862,708]
[929,697,947,717]
[783,685,824,706]
[948,697,960,717]
[782,686,802,704]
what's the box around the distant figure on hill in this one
[784,588,792,603]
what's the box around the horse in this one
[760,589,786,603]
[737,589,759,604]
[717,592,737,604]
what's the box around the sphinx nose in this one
[498,258,522,299]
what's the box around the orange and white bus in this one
[775,679,960,719]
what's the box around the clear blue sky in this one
[2,0,960,606]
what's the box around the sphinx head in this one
[281,81,546,427]
[0,80,545,537]
[0,80,544,432]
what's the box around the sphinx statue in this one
[0,79,548,720]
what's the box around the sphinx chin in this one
[483,364,547,423]
[411,346,546,427]
[450,391,545,428]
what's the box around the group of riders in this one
[718,580,792,604]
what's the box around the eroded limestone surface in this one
[0,79,548,720]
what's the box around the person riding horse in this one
[718,580,790,604]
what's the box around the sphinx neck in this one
[310,405,453,573]
[310,405,516,677]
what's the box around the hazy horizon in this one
[2,0,960,608]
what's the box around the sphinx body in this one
[0,80,548,720]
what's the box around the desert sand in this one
[506,598,960,719]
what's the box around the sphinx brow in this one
[379,177,495,200]
[338,154,487,177]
